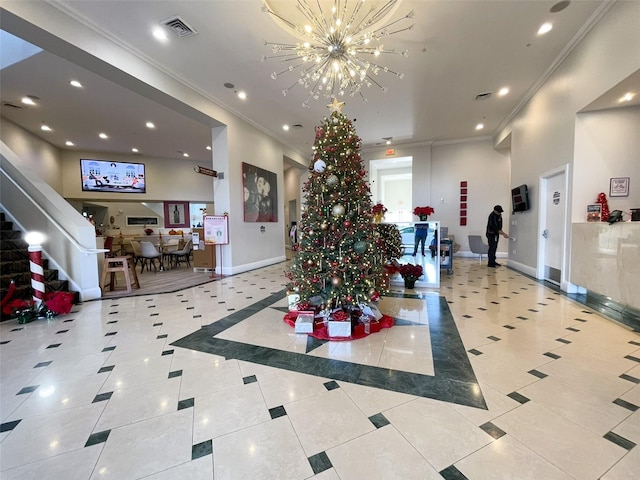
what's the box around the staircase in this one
[0,212,78,321]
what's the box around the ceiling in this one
[1,0,638,165]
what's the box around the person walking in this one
[486,205,509,267]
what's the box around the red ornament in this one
[344,220,351,227]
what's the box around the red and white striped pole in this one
[25,232,45,307]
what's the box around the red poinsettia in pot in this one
[398,263,423,289]
[2,285,75,324]
[413,206,435,221]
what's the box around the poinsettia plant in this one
[372,203,388,215]
[384,262,423,280]
[413,206,435,218]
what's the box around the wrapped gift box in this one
[328,320,351,337]
[353,320,382,336]
[295,312,315,333]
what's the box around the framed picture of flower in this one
[610,177,629,197]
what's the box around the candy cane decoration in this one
[25,232,45,306]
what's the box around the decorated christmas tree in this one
[286,99,383,311]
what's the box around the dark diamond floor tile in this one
[85,429,110,447]
[555,338,571,344]
[369,413,390,429]
[0,419,21,432]
[102,346,116,352]
[269,406,287,419]
[620,374,640,384]
[603,431,636,450]
[480,421,506,440]
[324,380,340,391]
[46,343,62,349]
[17,385,38,395]
[243,375,257,384]
[544,352,561,360]
[161,349,174,356]
[624,354,640,363]
[528,369,548,379]
[34,361,52,368]
[93,391,113,403]
[192,439,213,460]
[468,349,483,356]
[487,335,501,341]
[157,334,168,339]
[98,365,114,373]
[613,398,639,411]
[308,451,332,475]
[507,391,530,404]
[439,465,469,480]
[168,370,183,379]
[178,398,194,410]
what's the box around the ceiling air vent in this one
[474,92,493,101]
[162,16,198,38]
[2,102,23,109]
[291,124,303,128]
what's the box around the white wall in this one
[573,106,640,222]
[0,117,62,192]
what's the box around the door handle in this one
[542,229,549,238]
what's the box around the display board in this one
[203,215,229,244]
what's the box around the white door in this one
[541,171,566,285]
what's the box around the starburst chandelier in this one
[262,0,414,107]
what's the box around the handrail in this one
[1,164,101,255]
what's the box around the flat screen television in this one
[511,184,529,213]
[80,159,146,193]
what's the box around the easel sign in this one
[203,215,229,244]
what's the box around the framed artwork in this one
[610,177,629,197]
[126,216,158,226]
[164,201,190,228]
[242,162,278,222]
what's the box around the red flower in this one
[398,263,423,279]
[372,203,388,215]
[413,206,435,217]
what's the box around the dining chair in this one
[129,240,143,270]
[169,239,193,268]
[139,241,162,273]
[103,236,115,258]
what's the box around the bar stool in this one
[101,256,140,294]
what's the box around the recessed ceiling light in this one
[132,147,139,153]
[282,124,290,131]
[386,140,391,145]
[619,92,635,103]
[537,22,553,35]
[498,87,509,96]
[70,80,82,88]
[99,132,108,139]
[183,152,189,157]
[475,123,484,130]
[237,91,247,100]
[146,121,155,129]
[152,26,168,42]
[41,124,52,132]
[65,140,74,146]
[21,96,37,106]
[206,146,212,151]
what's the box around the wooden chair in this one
[101,256,140,294]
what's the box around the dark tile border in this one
[172,289,487,409]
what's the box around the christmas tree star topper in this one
[327,98,345,113]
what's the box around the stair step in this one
[0,258,50,272]
[1,224,16,233]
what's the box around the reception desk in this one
[571,222,640,310]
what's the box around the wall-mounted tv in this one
[511,184,530,213]
[80,159,146,193]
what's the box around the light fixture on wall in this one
[262,0,414,106]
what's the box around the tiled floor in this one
[1,258,639,479]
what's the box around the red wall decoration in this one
[460,181,468,226]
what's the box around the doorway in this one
[538,166,569,287]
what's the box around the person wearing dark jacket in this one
[486,205,509,267]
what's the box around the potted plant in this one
[384,262,423,289]
[372,203,388,223]
[413,206,435,221]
